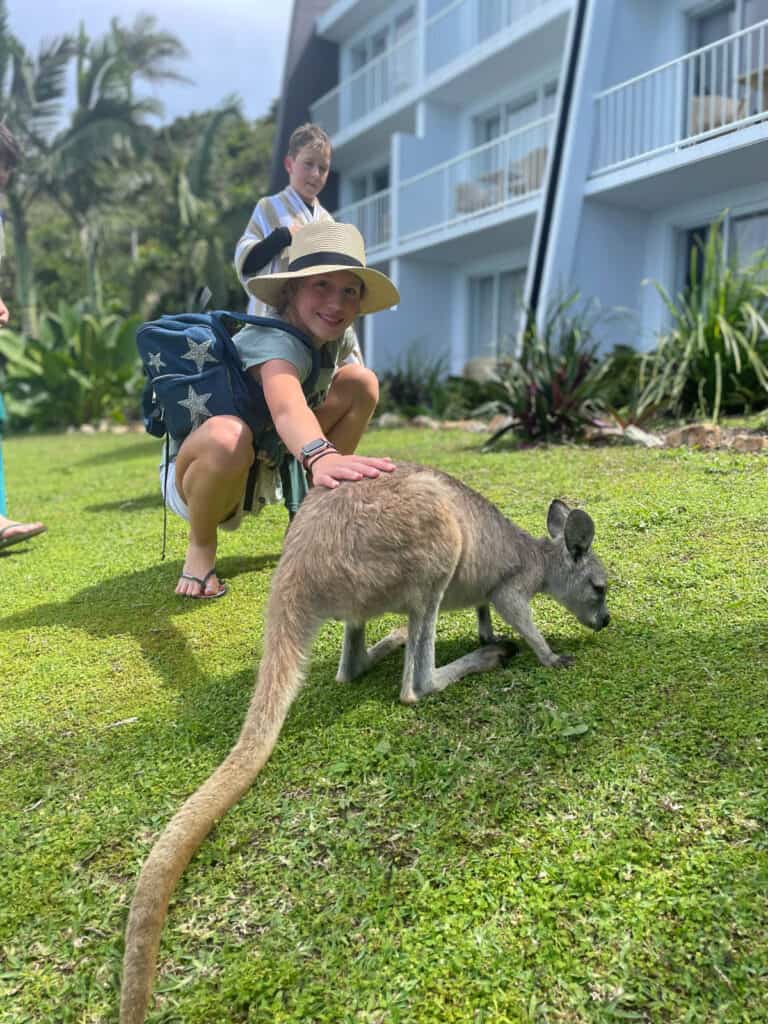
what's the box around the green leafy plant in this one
[378,350,447,418]
[480,293,615,447]
[0,302,143,430]
[639,220,768,422]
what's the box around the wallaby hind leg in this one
[401,598,511,705]
[336,622,408,683]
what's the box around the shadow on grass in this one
[5,564,768,829]
[75,435,158,467]
[84,491,163,513]
[0,552,280,717]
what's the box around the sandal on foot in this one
[0,522,47,550]
[178,568,227,599]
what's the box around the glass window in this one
[478,0,506,42]
[372,167,390,193]
[474,110,502,146]
[505,94,538,132]
[468,271,526,360]
[542,81,559,117]
[498,270,526,354]
[350,176,368,202]
[469,276,496,359]
[350,45,367,72]
[394,6,415,40]
[693,4,736,48]
[731,210,768,265]
[744,0,768,27]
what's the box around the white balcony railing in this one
[398,115,553,241]
[426,0,550,75]
[593,18,768,175]
[311,0,553,135]
[335,189,392,252]
[310,31,419,135]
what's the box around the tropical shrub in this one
[377,351,447,418]
[0,302,143,431]
[638,221,768,422]
[479,293,615,446]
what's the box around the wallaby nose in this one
[601,612,611,629]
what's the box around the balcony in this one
[334,116,552,253]
[311,0,556,137]
[311,30,419,137]
[335,189,392,254]
[399,116,552,242]
[426,0,553,74]
[592,18,768,176]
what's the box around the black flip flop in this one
[178,568,227,599]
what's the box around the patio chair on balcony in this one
[454,169,506,214]
[688,94,747,135]
[508,146,548,196]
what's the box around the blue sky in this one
[7,0,293,124]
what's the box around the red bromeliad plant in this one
[479,293,616,448]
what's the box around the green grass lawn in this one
[1,428,767,1023]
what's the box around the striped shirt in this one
[234,186,333,316]
[234,186,364,364]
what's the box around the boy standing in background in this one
[234,122,363,363]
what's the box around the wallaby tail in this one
[119,586,319,1024]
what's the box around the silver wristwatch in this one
[299,438,335,469]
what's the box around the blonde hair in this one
[286,123,331,158]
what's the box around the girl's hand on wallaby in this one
[310,453,395,489]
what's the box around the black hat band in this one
[288,251,364,272]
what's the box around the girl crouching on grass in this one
[164,221,399,598]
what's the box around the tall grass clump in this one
[639,220,768,423]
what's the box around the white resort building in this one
[271,0,768,372]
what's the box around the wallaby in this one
[120,462,610,1023]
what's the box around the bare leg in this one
[173,416,254,597]
[315,364,379,454]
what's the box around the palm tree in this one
[45,16,189,313]
[0,0,72,332]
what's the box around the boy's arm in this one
[240,226,292,278]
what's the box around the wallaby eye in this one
[591,581,606,597]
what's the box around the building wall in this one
[568,199,650,350]
[369,256,456,373]
[282,0,768,371]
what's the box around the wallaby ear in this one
[564,509,595,560]
[547,499,570,538]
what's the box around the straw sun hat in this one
[246,221,400,315]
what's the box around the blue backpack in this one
[136,311,319,448]
[136,311,320,552]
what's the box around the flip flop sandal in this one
[178,568,227,599]
[0,523,47,550]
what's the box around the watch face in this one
[301,439,327,457]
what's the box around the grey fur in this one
[120,463,609,1022]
